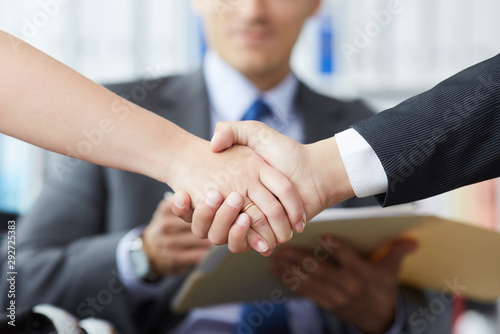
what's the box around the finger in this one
[163,248,211,275]
[272,246,338,282]
[211,121,272,153]
[207,192,244,245]
[378,238,419,274]
[156,201,195,233]
[320,235,368,277]
[156,198,172,215]
[171,191,194,223]
[175,247,211,265]
[244,190,281,252]
[227,213,252,253]
[161,231,212,249]
[273,251,342,295]
[211,122,238,152]
[294,280,347,315]
[271,255,347,311]
[273,246,362,293]
[294,274,344,309]
[249,185,292,246]
[225,211,275,256]
[160,219,195,234]
[260,164,306,234]
[191,190,224,239]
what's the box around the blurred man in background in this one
[2,0,452,333]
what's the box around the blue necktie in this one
[236,301,290,334]
[242,99,272,121]
[235,99,290,334]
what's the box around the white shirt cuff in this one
[116,226,165,300]
[335,128,388,197]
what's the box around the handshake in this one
[167,121,356,256]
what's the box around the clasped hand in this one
[171,121,355,254]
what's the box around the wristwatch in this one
[128,235,158,282]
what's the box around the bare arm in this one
[0,30,186,183]
[0,31,306,253]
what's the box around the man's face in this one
[194,0,320,78]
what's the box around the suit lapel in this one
[156,69,212,141]
[297,81,373,145]
[297,82,339,144]
[153,73,362,145]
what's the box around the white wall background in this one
[1,0,499,95]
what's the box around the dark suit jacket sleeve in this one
[351,54,500,206]
[2,153,140,332]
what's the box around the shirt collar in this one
[203,50,298,125]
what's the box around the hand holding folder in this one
[171,206,500,313]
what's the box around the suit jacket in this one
[352,53,500,207]
[4,70,451,334]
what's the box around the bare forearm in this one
[0,31,188,183]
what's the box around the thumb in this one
[211,122,238,152]
[378,238,419,274]
[210,121,270,153]
[171,191,194,223]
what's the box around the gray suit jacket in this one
[4,70,452,334]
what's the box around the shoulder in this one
[102,70,204,113]
[103,74,182,97]
[297,82,375,123]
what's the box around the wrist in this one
[145,124,202,186]
[128,235,161,282]
[308,137,355,212]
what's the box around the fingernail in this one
[257,240,269,253]
[294,221,305,233]
[205,191,220,208]
[236,214,249,227]
[174,196,186,209]
[211,132,221,148]
[227,193,242,208]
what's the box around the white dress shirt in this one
[335,128,388,197]
[204,50,303,142]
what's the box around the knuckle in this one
[250,215,267,229]
[209,235,226,246]
[162,238,174,249]
[161,223,173,233]
[191,225,207,239]
[228,244,244,254]
[246,152,262,165]
[276,230,293,245]
[264,201,284,220]
[167,254,179,268]
[208,229,227,246]
[278,178,294,194]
